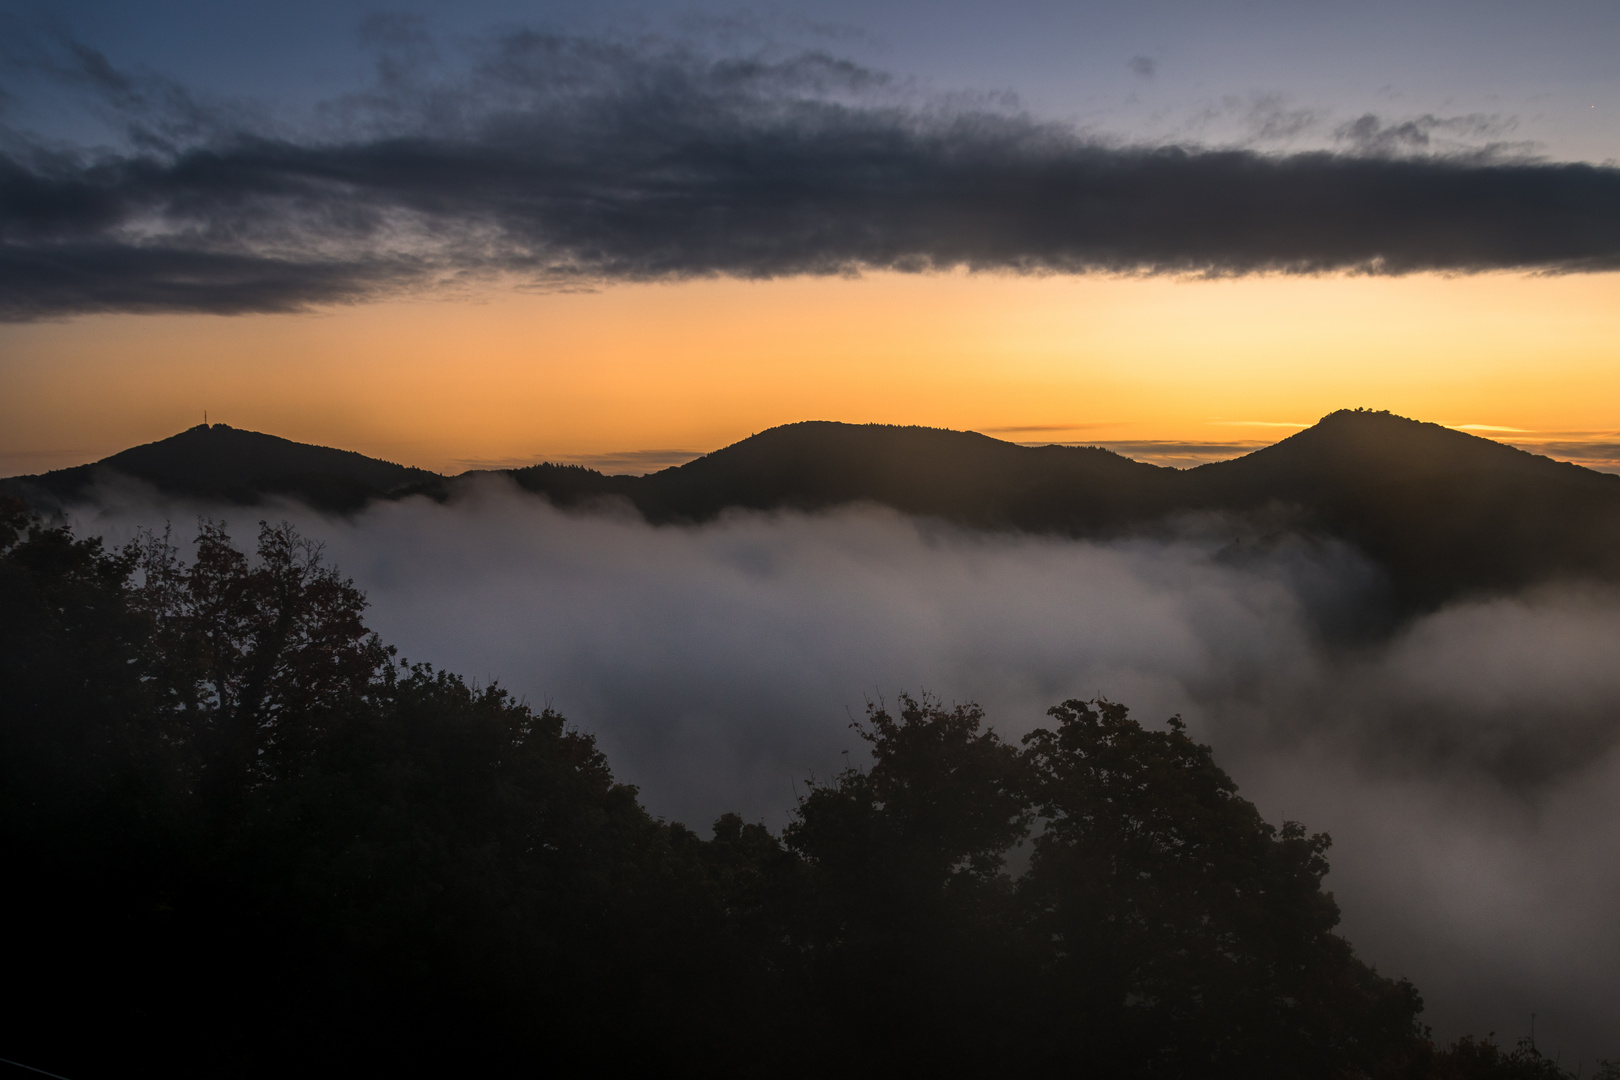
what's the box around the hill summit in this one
[4,423,437,512]
[7,410,1620,610]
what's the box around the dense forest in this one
[1,498,1610,1078]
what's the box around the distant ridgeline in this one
[8,410,1620,611]
[2,423,439,513]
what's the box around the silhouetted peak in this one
[1307,408,1472,446]
[11,411,1620,611]
[1201,408,1564,489]
[689,420,1135,470]
[6,423,436,512]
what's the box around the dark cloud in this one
[1128,55,1156,79]
[1239,94,1324,143]
[0,242,411,316]
[4,32,1620,320]
[1333,112,1530,158]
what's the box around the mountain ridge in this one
[8,409,1620,610]
[3,423,439,512]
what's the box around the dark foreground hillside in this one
[3,502,1610,1079]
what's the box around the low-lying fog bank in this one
[64,476,1620,1061]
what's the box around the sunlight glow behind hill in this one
[3,270,1619,477]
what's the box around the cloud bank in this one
[64,478,1620,1059]
[4,30,1620,319]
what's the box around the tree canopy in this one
[0,501,1609,1079]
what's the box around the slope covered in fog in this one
[517,422,1178,531]
[12,409,1620,609]
[511,409,1620,610]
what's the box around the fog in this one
[66,477,1620,1061]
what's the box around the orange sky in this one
[4,269,1619,476]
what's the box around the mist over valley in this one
[18,411,1620,1063]
[7,5,1620,1073]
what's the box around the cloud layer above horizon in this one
[5,29,1620,320]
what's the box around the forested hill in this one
[513,422,1182,530]
[9,410,1620,608]
[2,423,438,511]
[506,410,1620,609]
[1183,410,1620,607]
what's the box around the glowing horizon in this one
[5,268,1619,477]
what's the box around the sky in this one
[2,0,1619,473]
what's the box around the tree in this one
[0,497,152,831]
[4,507,1599,1078]
[1020,699,1425,1078]
[1426,1035,1620,1080]
[132,520,391,795]
[783,694,1033,1070]
[0,512,740,1076]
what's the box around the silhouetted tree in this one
[132,520,391,797]
[0,511,738,1076]
[784,695,1032,1071]
[1426,1035,1619,1080]
[1020,699,1425,1078]
[1,505,1606,1079]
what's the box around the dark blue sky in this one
[5,0,1616,160]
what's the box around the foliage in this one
[132,520,393,792]
[1021,700,1426,1078]
[1425,1036,1620,1080]
[0,503,1603,1078]
[782,696,1034,1071]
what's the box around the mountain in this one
[505,410,1620,609]
[1185,410,1620,607]
[9,410,1620,610]
[1,423,437,512]
[510,422,1181,530]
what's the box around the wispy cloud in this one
[1429,425,1620,473]
[978,422,1118,435]
[1099,438,1268,458]
[1208,420,1314,428]
[3,30,1620,320]
[1506,439,1620,474]
[1017,438,1270,468]
[1334,113,1532,160]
